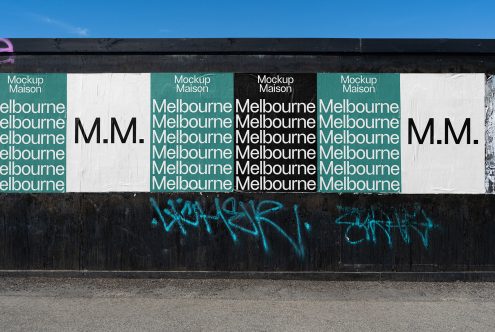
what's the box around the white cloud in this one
[31,13,89,37]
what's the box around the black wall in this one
[1,193,495,271]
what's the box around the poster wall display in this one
[0,72,487,193]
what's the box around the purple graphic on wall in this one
[0,38,14,64]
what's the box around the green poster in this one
[318,73,401,193]
[150,73,234,192]
[0,73,67,193]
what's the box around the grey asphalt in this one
[0,277,495,331]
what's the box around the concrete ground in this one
[0,277,495,331]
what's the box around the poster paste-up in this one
[0,72,488,193]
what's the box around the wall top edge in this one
[3,38,495,55]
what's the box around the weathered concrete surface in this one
[0,278,495,331]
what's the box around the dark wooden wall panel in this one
[1,193,495,272]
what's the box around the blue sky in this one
[1,0,494,38]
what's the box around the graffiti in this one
[335,204,437,248]
[0,38,14,64]
[150,197,311,258]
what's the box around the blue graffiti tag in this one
[150,197,311,258]
[335,204,437,248]
[0,39,14,64]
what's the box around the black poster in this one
[234,73,317,192]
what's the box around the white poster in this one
[66,74,150,192]
[400,74,485,193]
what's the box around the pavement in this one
[1,277,495,331]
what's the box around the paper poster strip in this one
[150,73,234,192]
[234,73,318,192]
[318,73,401,193]
[0,73,67,193]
